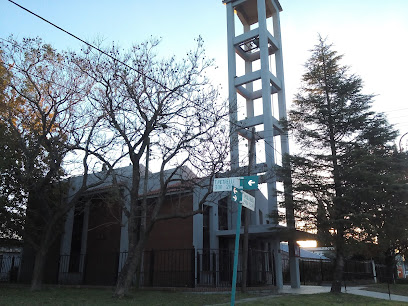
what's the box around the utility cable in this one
[6,0,286,169]
[7,0,189,97]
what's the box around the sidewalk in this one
[207,285,408,305]
[277,285,408,303]
[342,286,408,303]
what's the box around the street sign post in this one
[230,184,255,306]
[230,195,242,306]
[213,176,258,306]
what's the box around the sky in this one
[1,0,408,151]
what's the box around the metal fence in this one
[140,249,195,287]
[59,254,86,285]
[195,248,275,288]
[0,255,20,282]
[298,258,334,285]
[1,250,393,288]
[294,258,377,285]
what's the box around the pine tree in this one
[287,36,408,292]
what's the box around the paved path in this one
[207,285,408,305]
[342,286,408,303]
[278,285,408,303]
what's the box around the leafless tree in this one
[74,37,230,297]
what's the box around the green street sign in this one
[231,186,242,203]
[231,186,255,211]
[241,175,259,190]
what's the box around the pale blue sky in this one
[1,0,408,147]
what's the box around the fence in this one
[59,254,86,285]
[195,248,275,288]
[1,250,393,288]
[0,255,20,282]
[141,249,195,287]
[294,258,378,285]
[298,258,333,285]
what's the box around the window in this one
[218,197,228,230]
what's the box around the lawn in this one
[0,286,406,306]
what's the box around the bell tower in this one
[223,0,299,288]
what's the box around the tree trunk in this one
[30,248,47,291]
[114,237,146,298]
[330,247,344,293]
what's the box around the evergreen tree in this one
[287,36,408,292]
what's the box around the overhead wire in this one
[6,0,286,171]
[6,0,193,101]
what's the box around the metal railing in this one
[0,255,20,282]
[196,248,275,288]
[2,250,396,288]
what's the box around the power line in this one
[7,0,184,97]
[6,0,286,170]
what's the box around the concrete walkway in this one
[278,285,331,295]
[277,285,408,303]
[341,286,408,303]
[206,285,408,305]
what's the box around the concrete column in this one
[79,202,90,274]
[226,1,239,170]
[193,188,204,249]
[272,4,301,288]
[210,203,219,250]
[271,239,283,288]
[289,255,300,288]
[119,188,130,253]
[257,0,278,220]
[60,207,74,257]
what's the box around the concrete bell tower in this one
[223,0,300,288]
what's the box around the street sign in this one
[241,175,259,190]
[213,175,259,192]
[231,186,242,203]
[213,177,241,192]
[231,186,255,211]
[241,191,255,211]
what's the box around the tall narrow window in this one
[218,197,228,230]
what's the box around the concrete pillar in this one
[226,1,239,171]
[289,251,300,288]
[79,202,90,274]
[271,239,283,288]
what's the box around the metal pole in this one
[231,201,242,306]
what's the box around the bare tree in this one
[74,37,230,297]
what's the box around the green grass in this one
[0,286,406,306]
[362,283,408,297]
